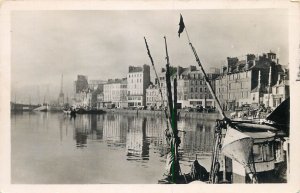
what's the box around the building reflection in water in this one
[74,115,90,148]
[145,116,168,158]
[126,117,150,161]
[178,119,215,164]
[73,114,106,148]
[72,113,215,163]
[89,115,104,141]
[103,114,127,148]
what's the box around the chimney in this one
[277,73,281,85]
[258,70,261,91]
[268,66,272,91]
[245,56,248,70]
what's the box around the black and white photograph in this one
[1,1,300,192]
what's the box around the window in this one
[184,95,188,100]
[195,87,198,92]
[252,144,263,162]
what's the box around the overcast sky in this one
[11,9,289,103]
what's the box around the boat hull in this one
[75,109,106,114]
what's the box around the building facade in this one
[216,52,285,110]
[146,83,160,108]
[103,78,128,108]
[177,66,219,108]
[127,65,150,107]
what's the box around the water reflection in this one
[126,117,150,161]
[12,112,218,183]
[71,113,215,163]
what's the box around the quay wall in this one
[105,109,224,120]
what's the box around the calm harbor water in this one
[11,112,217,184]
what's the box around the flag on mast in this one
[178,14,185,37]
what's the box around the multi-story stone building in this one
[145,68,169,109]
[73,75,89,107]
[88,80,106,91]
[263,69,289,108]
[74,75,89,94]
[96,93,104,109]
[146,83,160,108]
[103,78,127,108]
[177,66,219,108]
[127,65,150,107]
[146,66,219,109]
[73,76,107,108]
[216,52,285,110]
[88,80,106,108]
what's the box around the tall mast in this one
[179,14,227,120]
[164,36,173,122]
[144,37,171,129]
[188,42,226,120]
[164,36,181,182]
[59,73,64,105]
[37,86,40,105]
[268,66,271,107]
[60,74,64,94]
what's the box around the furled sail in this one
[221,127,253,167]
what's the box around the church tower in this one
[58,74,64,106]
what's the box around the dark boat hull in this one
[75,109,106,114]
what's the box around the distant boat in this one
[63,109,71,114]
[33,104,49,112]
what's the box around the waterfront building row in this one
[71,51,289,110]
[215,52,289,110]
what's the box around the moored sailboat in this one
[145,14,289,184]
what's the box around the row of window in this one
[179,73,215,80]
[228,82,249,90]
[228,91,249,99]
[190,80,205,85]
[130,78,143,83]
[190,87,208,93]
[127,91,143,95]
[128,84,143,89]
[228,71,250,80]
[127,96,142,101]
[128,73,143,78]
[146,96,161,102]
[190,94,212,99]
[104,84,126,89]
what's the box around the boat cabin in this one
[221,126,287,183]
